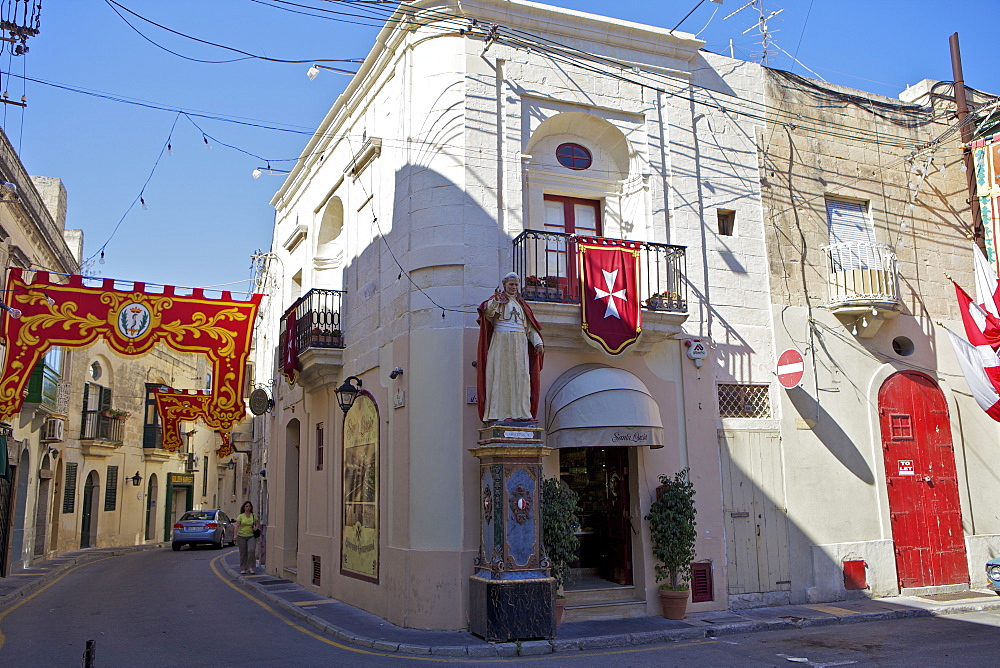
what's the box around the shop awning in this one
[544,364,665,448]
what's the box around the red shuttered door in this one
[879,372,968,589]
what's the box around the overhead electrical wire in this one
[104,0,363,70]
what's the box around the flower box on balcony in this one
[644,293,685,311]
[310,328,343,348]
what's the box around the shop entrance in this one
[559,447,632,586]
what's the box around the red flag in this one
[945,328,1000,422]
[974,243,1000,319]
[578,238,641,355]
[955,282,1000,348]
[281,304,301,386]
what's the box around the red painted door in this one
[879,372,967,589]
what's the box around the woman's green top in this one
[236,512,257,538]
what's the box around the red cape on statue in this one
[476,295,543,422]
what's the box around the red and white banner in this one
[578,237,641,355]
[944,328,1000,422]
[974,244,1000,319]
[954,281,1000,349]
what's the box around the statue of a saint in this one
[476,273,544,423]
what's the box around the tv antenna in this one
[724,0,784,66]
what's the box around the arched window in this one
[555,143,592,170]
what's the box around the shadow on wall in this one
[786,386,875,485]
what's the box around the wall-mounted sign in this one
[897,460,915,476]
[248,388,272,416]
[777,348,805,389]
[685,339,708,360]
[341,393,379,583]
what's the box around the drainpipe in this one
[949,32,984,248]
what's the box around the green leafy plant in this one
[541,477,581,592]
[106,408,130,420]
[644,468,697,590]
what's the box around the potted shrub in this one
[105,409,130,421]
[541,477,581,626]
[644,468,697,619]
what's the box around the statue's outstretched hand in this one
[494,287,509,304]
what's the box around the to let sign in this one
[777,348,804,389]
[898,460,915,476]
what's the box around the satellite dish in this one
[248,388,273,416]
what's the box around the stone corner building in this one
[252,0,1000,629]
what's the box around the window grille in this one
[718,384,771,418]
[312,555,321,586]
[316,423,324,471]
[104,466,118,511]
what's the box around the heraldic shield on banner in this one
[0,269,261,431]
[578,237,642,354]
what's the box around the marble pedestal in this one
[468,422,556,641]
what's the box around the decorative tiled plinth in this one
[469,575,555,642]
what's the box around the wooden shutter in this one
[826,198,874,245]
[63,462,78,513]
[691,561,713,602]
[104,466,118,511]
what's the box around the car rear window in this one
[180,512,215,521]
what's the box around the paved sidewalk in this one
[0,542,167,608]
[219,551,1000,658]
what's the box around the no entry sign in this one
[777,348,804,389]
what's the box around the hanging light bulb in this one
[900,221,907,229]
[861,317,868,328]
[871,307,878,316]
[99,251,106,265]
[961,164,968,172]
[43,291,55,306]
[252,168,262,179]
[851,324,858,336]
[140,196,148,210]
[307,65,320,80]
[167,141,172,155]
[203,135,211,149]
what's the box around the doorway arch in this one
[145,473,158,541]
[878,371,967,588]
[80,470,100,548]
[10,447,30,567]
[33,453,53,559]
[283,418,300,572]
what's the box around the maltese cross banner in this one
[0,269,261,428]
[578,237,642,354]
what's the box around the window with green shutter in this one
[105,465,118,511]
[63,463,78,513]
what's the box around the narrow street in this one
[1,549,1000,666]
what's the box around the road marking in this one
[0,555,115,650]
[210,554,719,662]
[804,605,860,616]
[292,599,340,606]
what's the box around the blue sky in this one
[5,0,998,292]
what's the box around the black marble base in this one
[469,575,555,642]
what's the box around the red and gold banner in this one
[0,269,261,428]
[154,388,234,457]
[578,238,642,355]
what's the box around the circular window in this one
[892,336,914,357]
[90,361,102,381]
[555,143,592,170]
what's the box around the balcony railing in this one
[512,231,688,312]
[277,288,346,368]
[823,241,900,307]
[80,411,125,444]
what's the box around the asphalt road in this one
[1,547,999,666]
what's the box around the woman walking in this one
[235,501,260,575]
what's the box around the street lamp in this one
[335,376,362,414]
[129,471,143,486]
[226,459,236,470]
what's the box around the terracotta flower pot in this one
[658,588,689,620]
[554,596,567,627]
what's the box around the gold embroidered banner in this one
[154,388,234,457]
[0,269,261,429]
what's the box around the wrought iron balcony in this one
[511,231,687,312]
[80,410,125,444]
[276,288,346,390]
[823,241,901,309]
[822,241,901,337]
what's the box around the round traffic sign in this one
[777,348,804,389]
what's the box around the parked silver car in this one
[171,510,235,550]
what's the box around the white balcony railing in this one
[822,241,901,308]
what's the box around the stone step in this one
[563,598,650,623]
[564,585,639,605]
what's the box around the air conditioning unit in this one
[41,417,65,442]
[185,452,199,472]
